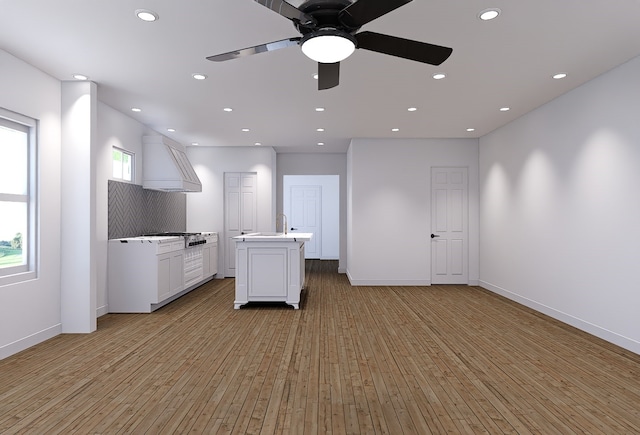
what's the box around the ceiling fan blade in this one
[355,31,452,65]
[318,62,340,90]
[206,38,300,62]
[339,0,412,28]
[254,0,315,26]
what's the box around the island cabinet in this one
[233,233,312,309]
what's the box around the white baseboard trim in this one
[338,267,346,274]
[0,323,62,360]
[96,304,109,317]
[346,270,430,286]
[480,280,640,355]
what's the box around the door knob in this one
[431,234,440,238]
[291,227,298,231]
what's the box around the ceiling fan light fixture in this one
[301,29,356,63]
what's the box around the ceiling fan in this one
[206,0,453,90]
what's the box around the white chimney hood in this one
[142,135,202,192]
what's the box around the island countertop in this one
[233,232,313,242]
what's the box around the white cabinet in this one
[108,238,185,313]
[157,250,185,302]
[108,232,219,313]
[203,233,219,279]
[233,234,311,309]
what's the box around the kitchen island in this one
[233,232,313,309]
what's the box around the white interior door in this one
[431,167,468,284]
[288,185,321,259]
[224,172,257,277]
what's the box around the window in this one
[0,108,36,285]
[112,147,134,182]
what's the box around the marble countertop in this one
[233,232,313,242]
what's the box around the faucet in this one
[276,213,288,235]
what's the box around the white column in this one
[60,81,97,333]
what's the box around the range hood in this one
[142,136,202,192]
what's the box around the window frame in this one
[112,146,135,183]
[0,107,37,286]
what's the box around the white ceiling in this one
[2,0,640,153]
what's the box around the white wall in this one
[186,146,277,276]
[0,50,62,358]
[479,55,640,354]
[277,153,347,271]
[347,138,479,285]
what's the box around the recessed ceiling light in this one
[315,107,325,112]
[407,107,417,112]
[317,142,325,146]
[254,142,261,146]
[316,128,324,132]
[135,9,158,22]
[131,107,142,112]
[478,8,501,21]
[500,107,510,112]
[242,128,250,132]
[553,73,568,79]
[192,73,207,80]
[223,107,233,112]
[167,128,176,132]
[72,74,88,80]
[432,73,446,80]
[391,128,400,132]
[191,142,199,146]
[466,128,475,132]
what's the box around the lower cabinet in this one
[234,241,306,309]
[202,240,218,279]
[108,234,219,313]
[109,242,185,313]
[157,250,185,303]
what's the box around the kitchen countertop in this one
[233,232,313,242]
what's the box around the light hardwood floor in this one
[1,260,640,434]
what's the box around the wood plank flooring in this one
[1,260,640,434]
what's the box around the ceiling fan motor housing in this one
[295,0,361,35]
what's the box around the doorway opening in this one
[283,175,339,260]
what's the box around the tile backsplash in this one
[108,180,186,239]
